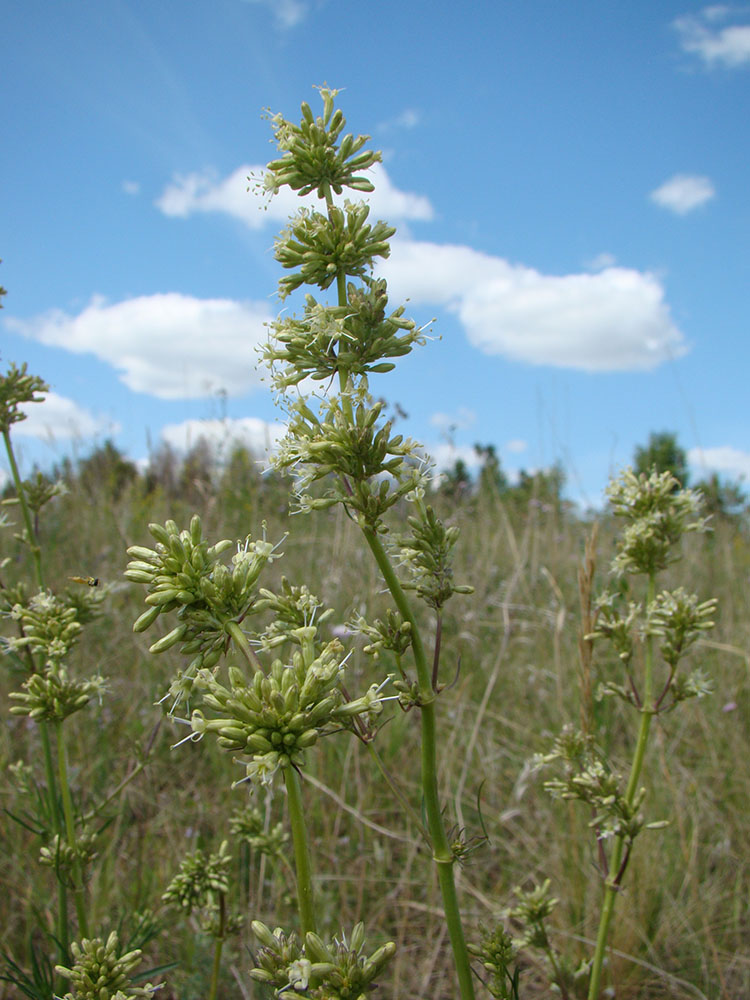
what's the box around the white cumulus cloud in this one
[155,161,433,229]
[650,174,716,214]
[6,293,272,401]
[377,240,687,372]
[689,445,750,481]
[14,392,118,442]
[674,7,750,67]
[159,416,285,459]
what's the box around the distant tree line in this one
[4,428,746,524]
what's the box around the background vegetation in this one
[2,434,748,999]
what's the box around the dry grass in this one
[2,474,748,999]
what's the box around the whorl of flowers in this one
[0,361,49,432]
[186,626,388,788]
[274,202,395,299]
[263,279,425,390]
[251,919,396,1000]
[606,468,708,576]
[55,931,160,999]
[259,86,380,199]
[271,389,425,524]
[126,515,280,670]
[4,590,82,667]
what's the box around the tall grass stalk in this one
[3,413,71,978]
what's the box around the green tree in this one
[441,457,471,499]
[693,472,747,521]
[633,431,689,487]
[510,463,565,511]
[77,440,138,501]
[475,442,508,497]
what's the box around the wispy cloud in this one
[159,416,285,459]
[379,108,421,131]
[155,161,433,229]
[377,240,687,373]
[6,294,272,401]
[240,0,309,29]
[122,180,140,196]
[430,408,477,433]
[586,252,617,271]
[688,445,750,480]
[674,6,750,67]
[14,392,118,442]
[650,173,716,214]
[424,441,483,474]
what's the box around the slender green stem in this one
[284,765,317,936]
[207,895,226,1000]
[55,720,89,938]
[320,175,475,998]
[225,620,262,671]
[42,722,70,969]
[4,426,70,968]
[588,574,656,1000]
[362,526,476,1000]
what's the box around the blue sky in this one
[2,1,749,507]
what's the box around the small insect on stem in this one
[68,575,100,587]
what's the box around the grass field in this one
[2,452,748,999]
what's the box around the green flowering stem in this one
[44,722,70,973]
[208,894,226,1000]
[284,764,317,937]
[3,424,70,967]
[324,189,472,995]
[587,573,656,1000]
[225,619,262,671]
[55,719,89,939]
[361,525,476,1000]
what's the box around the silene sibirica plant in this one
[0,91,721,1000]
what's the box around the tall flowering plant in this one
[126,86,477,998]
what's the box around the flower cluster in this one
[468,924,518,1000]
[5,590,82,667]
[272,390,425,525]
[351,608,412,660]
[263,279,424,391]
[9,666,107,722]
[539,726,670,854]
[606,468,708,576]
[228,804,289,858]
[255,576,334,651]
[39,829,98,874]
[394,498,473,610]
[275,202,395,299]
[0,362,48,433]
[187,627,388,787]
[162,840,242,938]
[4,591,105,722]
[126,515,280,675]
[55,931,161,999]
[251,920,396,1000]
[259,87,380,199]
